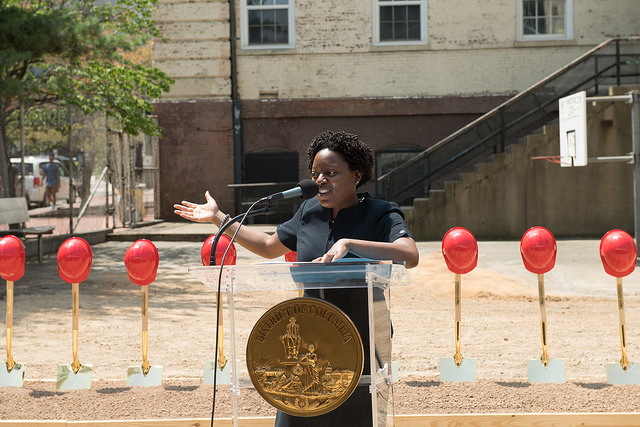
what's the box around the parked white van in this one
[11,155,74,207]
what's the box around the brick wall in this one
[155,95,508,220]
[154,99,234,219]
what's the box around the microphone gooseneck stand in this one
[208,201,280,427]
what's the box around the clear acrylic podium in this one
[189,260,411,427]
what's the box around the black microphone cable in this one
[207,180,318,425]
[209,198,263,427]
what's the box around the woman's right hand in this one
[173,191,219,223]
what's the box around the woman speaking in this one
[174,130,419,426]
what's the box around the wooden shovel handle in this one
[454,274,463,366]
[71,283,80,373]
[538,274,550,367]
[142,286,150,375]
[5,281,15,371]
[616,277,630,371]
[217,293,226,369]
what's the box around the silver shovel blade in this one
[203,360,231,385]
[527,358,566,383]
[56,364,93,390]
[439,357,477,382]
[0,362,26,387]
[606,361,640,384]
[126,365,163,387]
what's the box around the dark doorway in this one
[242,149,299,224]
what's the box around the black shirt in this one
[277,193,411,261]
[273,194,412,426]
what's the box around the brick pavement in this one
[1,191,154,236]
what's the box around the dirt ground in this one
[1,240,640,421]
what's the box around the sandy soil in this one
[1,241,640,421]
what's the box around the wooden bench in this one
[0,197,55,262]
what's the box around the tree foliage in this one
[0,0,173,198]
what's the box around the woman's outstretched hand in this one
[173,191,219,223]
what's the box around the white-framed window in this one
[517,0,573,41]
[241,0,295,49]
[373,0,428,46]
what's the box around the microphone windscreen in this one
[298,179,319,200]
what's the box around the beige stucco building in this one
[152,0,639,228]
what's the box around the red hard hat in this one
[599,229,637,278]
[0,235,25,282]
[201,234,237,266]
[57,237,92,283]
[124,239,159,286]
[520,226,557,274]
[442,227,478,274]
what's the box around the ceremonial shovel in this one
[0,236,26,387]
[439,227,478,382]
[599,230,640,384]
[201,234,236,385]
[56,238,93,390]
[520,227,566,383]
[125,240,162,386]
[203,306,231,385]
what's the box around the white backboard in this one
[559,91,588,167]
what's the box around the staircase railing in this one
[377,37,640,205]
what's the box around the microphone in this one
[259,179,319,203]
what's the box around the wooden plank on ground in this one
[3,414,640,427]
[0,422,66,426]
[67,418,274,427]
[395,413,640,426]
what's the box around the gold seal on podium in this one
[246,297,364,417]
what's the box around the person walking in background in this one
[41,153,60,211]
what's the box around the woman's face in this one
[311,148,362,215]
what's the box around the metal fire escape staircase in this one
[377,38,640,206]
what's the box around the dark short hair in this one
[306,131,375,187]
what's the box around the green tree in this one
[0,0,173,198]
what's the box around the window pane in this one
[551,0,564,15]
[247,0,265,5]
[263,9,275,25]
[394,21,407,39]
[394,5,406,20]
[262,27,275,43]
[407,21,420,39]
[408,5,420,20]
[523,0,537,16]
[380,22,393,40]
[248,10,261,25]
[537,17,546,34]
[249,27,261,44]
[380,6,393,21]
[275,9,287,26]
[275,10,289,44]
[551,17,564,34]
[276,26,288,43]
[523,17,536,34]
